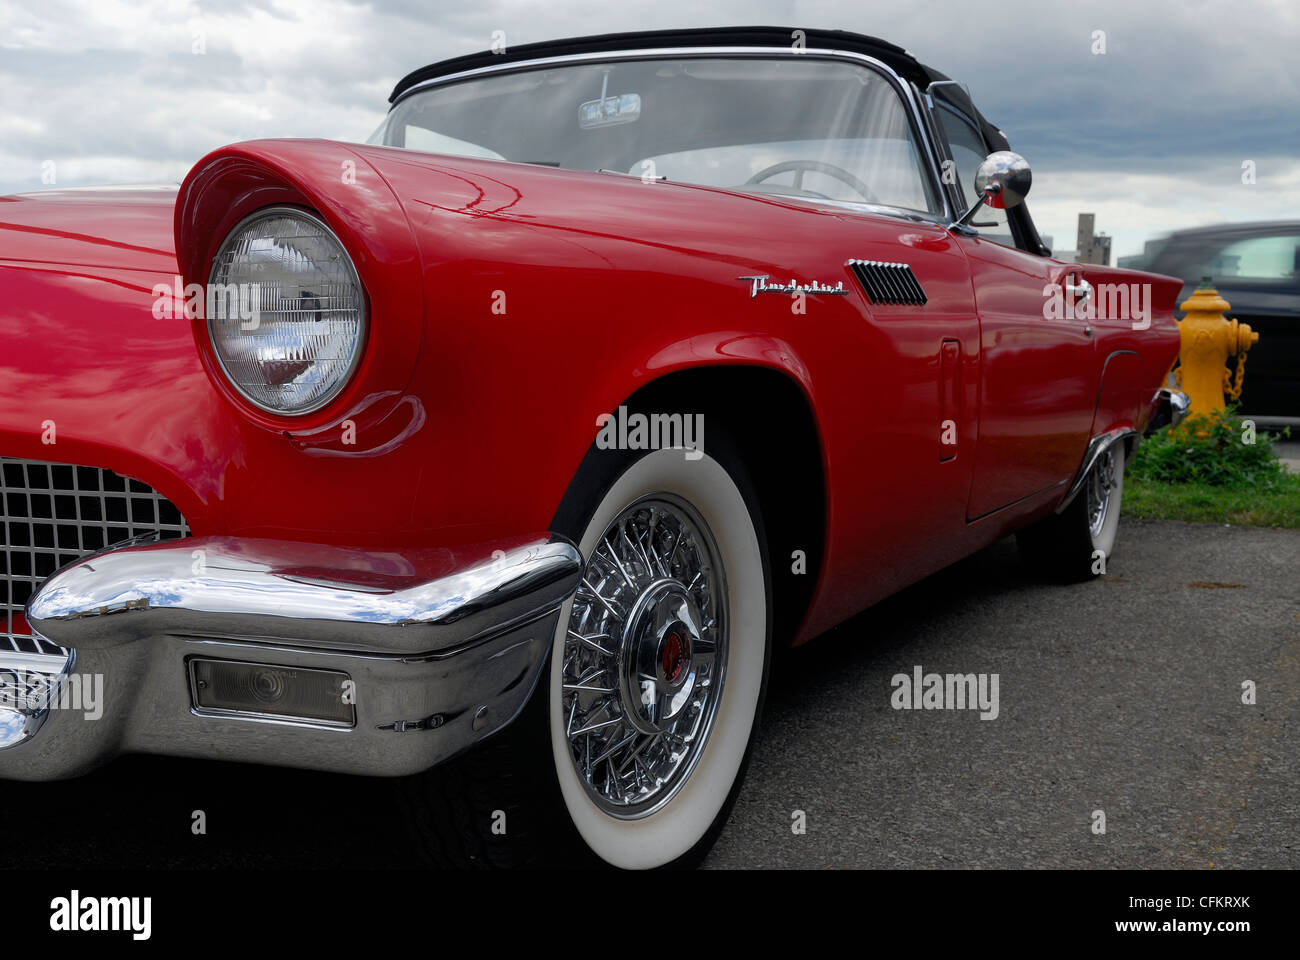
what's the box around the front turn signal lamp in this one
[189,659,355,728]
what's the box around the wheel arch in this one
[550,362,828,648]
[1090,348,1143,446]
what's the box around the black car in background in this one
[1125,222,1299,418]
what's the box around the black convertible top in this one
[392,26,987,114]
[389,27,947,101]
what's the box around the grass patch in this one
[1123,407,1299,527]
[1123,473,1300,528]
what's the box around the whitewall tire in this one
[1016,439,1128,582]
[547,446,768,869]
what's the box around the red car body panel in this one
[0,140,1182,646]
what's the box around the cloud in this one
[1028,159,1300,260]
[0,0,1294,257]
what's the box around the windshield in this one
[372,56,942,214]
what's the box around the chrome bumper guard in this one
[1144,387,1191,436]
[0,533,581,780]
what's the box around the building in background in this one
[1076,213,1111,265]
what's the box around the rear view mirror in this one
[955,150,1032,228]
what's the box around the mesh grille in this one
[1,458,190,654]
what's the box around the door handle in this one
[1065,275,1092,302]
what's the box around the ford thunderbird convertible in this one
[0,26,1188,869]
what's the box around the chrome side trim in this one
[26,534,582,657]
[389,45,956,223]
[1057,428,1137,514]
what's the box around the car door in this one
[926,85,1098,519]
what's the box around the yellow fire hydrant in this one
[1176,281,1259,415]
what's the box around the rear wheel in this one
[1016,442,1126,582]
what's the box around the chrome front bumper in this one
[0,533,581,780]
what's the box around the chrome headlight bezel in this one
[206,205,368,417]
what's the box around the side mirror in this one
[954,150,1032,228]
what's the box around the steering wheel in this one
[745,160,879,203]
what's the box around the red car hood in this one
[0,185,178,273]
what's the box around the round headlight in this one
[207,206,367,415]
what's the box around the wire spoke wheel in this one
[560,494,727,818]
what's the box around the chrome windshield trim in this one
[389,45,955,222]
[752,192,951,223]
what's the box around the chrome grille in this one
[1,458,190,654]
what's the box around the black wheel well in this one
[612,366,827,646]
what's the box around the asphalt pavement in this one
[3,519,1296,869]
[706,519,1299,868]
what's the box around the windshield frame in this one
[378,45,956,225]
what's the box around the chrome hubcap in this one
[619,580,703,734]
[1086,449,1116,538]
[561,496,726,817]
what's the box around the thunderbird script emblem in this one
[737,275,849,298]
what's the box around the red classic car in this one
[0,26,1187,869]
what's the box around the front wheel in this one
[400,441,770,869]
[546,445,770,869]
[1016,442,1126,582]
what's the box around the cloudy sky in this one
[1,0,1296,258]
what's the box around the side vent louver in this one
[847,259,928,306]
